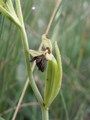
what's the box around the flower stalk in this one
[15,0,44,106]
[42,107,49,120]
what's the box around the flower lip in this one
[30,54,47,72]
[29,46,51,72]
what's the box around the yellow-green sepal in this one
[44,55,58,106]
[44,41,62,108]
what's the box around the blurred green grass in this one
[0,0,90,120]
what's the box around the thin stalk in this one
[12,79,29,120]
[17,0,43,105]
[20,26,43,105]
[42,107,49,120]
[45,0,62,36]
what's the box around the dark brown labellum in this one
[30,55,47,72]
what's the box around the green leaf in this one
[0,0,21,27]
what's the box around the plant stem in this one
[45,0,62,36]
[17,0,43,105]
[12,79,29,120]
[42,107,49,120]
[12,0,43,120]
[20,26,43,104]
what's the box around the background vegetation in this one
[0,0,90,120]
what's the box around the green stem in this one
[42,107,49,120]
[20,24,43,105]
[16,0,43,105]
[12,13,43,120]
